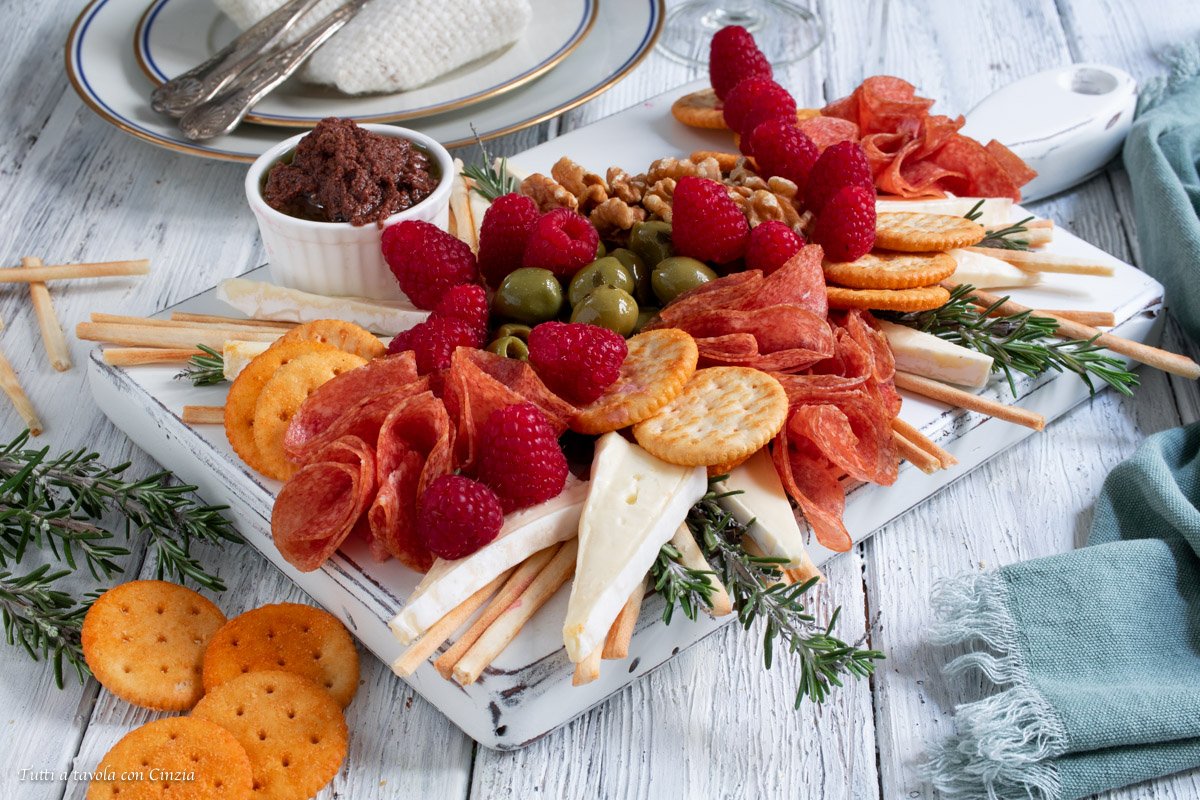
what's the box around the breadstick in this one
[668,523,732,617]
[964,247,1114,276]
[170,312,299,329]
[572,646,603,686]
[391,569,512,678]
[602,579,644,660]
[20,258,69,371]
[742,539,793,586]
[0,259,150,282]
[0,313,41,435]
[77,322,280,350]
[102,348,204,366]
[892,430,941,474]
[891,417,957,469]
[895,371,1045,430]
[91,313,291,334]
[1031,310,1115,328]
[787,547,824,586]
[181,406,225,424]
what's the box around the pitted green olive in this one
[486,335,530,360]
[610,247,652,305]
[629,221,674,270]
[570,285,638,336]
[567,258,635,306]
[493,268,564,325]
[494,323,533,342]
[652,256,717,304]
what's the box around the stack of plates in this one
[66,0,664,161]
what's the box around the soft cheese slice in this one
[948,248,1042,289]
[222,340,271,381]
[389,478,589,645]
[875,196,1012,227]
[216,278,429,336]
[716,448,809,568]
[877,320,995,388]
[564,433,706,662]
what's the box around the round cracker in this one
[274,319,386,360]
[203,603,359,709]
[874,212,986,252]
[823,251,957,290]
[707,452,752,478]
[87,716,253,800]
[224,341,336,476]
[826,284,951,312]
[252,351,368,481]
[632,367,787,467]
[191,671,347,800]
[82,580,226,711]
[571,329,699,435]
[671,88,728,129]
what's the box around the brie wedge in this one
[222,340,271,381]
[876,196,1011,228]
[563,433,706,662]
[716,448,809,568]
[389,477,589,645]
[216,278,428,336]
[948,248,1042,289]
[877,320,995,388]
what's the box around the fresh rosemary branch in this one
[964,199,1035,250]
[463,127,519,202]
[176,344,226,387]
[0,565,92,688]
[651,542,716,625]
[879,284,1140,397]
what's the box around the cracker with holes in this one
[632,367,788,466]
[671,88,728,129]
[252,351,368,481]
[190,670,348,800]
[822,251,957,290]
[81,580,226,711]
[274,319,386,360]
[203,603,359,708]
[874,212,986,252]
[826,284,951,312]
[87,716,253,800]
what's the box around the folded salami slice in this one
[797,116,860,151]
[284,376,431,464]
[772,428,852,552]
[680,305,835,373]
[726,245,828,318]
[788,396,898,486]
[649,270,766,329]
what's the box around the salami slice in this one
[929,134,1025,201]
[842,310,895,384]
[284,376,431,464]
[771,429,852,552]
[797,116,860,151]
[788,396,898,486]
[457,349,576,431]
[727,244,828,318]
[695,334,760,362]
[650,270,766,330]
[443,349,542,471]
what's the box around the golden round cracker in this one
[571,329,699,436]
[632,367,787,467]
[707,453,752,478]
[252,351,367,481]
[87,716,253,800]
[826,284,951,312]
[82,580,226,711]
[191,671,347,800]
[823,251,957,290]
[203,603,359,709]
[224,341,336,476]
[275,319,385,360]
[874,212,986,252]
[672,88,727,129]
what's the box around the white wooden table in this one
[2,1,1199,798]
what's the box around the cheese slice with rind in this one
[716,448,809,568]
[878,320,995,388]
[948,247,1042,289]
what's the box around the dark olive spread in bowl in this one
[262,117,440,227]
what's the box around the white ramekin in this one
[245,124,453,301]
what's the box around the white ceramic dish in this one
[245,124,452,300]
[66,0,663,161]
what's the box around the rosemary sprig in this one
[965,199,1035,250]
[462,127,519,202]
[651,541,715,625]
[0,565,93,688]
[879,284,1139,397]
[176,344,226,387]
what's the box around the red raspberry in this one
[812,185,876,262]
[478,193,540,288]
[521,207,599,278]
[747,118,819,187]
[382,220,477,310]
[803,140,873,215]
[527,321,627,405]
[745,221,805,275]
[477,403,568,513]
[723,77,797,136]
[386,316,479,374]
[419,474,503,560]
[430,283,488,344]
[709,25,772,101]
[671,176,750,264]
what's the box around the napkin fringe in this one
[1139,37,1200,114]
[922,571,1069,800]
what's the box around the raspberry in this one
[419,474,503,560]
[430,283,488,345]
[709,25,772,101]
[671,176,750,264]
[382,220,477,310]
[723,77,797,136]
[803,140,873,215]
[527,321,627,405]
[812,185,876,262]
[478,193,540,288]
[747,118,819,187]
[745,221,805,275]
[521,207,600,278]
[477,403,568,513]
[386,316,479,374]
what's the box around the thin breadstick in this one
[0,313,42,435]
[964,247,1114,276]
[1025,219,1054,229]
[103,347,205,366]
[949,283,1200,380]
[668,523,732,617]
[392,569,512,678]
[170,312,298,329]
[1036,310,1115,327]
[451,538,578,686]
[20,258,70,371]
[76,322,280,350]
[91,313,291,333]
[448,159,475,250]
[602,579,644,660]
[895,370,1045,430]
[0,259,150,282]
[180,405,224,424]
[434,544,562,680]
[572,645,603,686]
[892,430,941,474]
[743,539,793,586]
[891,416,957,469]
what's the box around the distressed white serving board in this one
[88,81,1164,750]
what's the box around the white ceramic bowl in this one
[245,124,453,301]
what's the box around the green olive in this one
[570,285,639,336]
[493,268,564,325]
[633,307,661,335]
[486,335,530,360]
[629,221,674,270]
[567,258,635,306]
[610,247,652,306]
[652,256,718,305]
[494,323,532,342]
[595,240,607,259]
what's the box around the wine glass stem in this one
[702,0,767,32]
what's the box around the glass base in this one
[657,1,825,67]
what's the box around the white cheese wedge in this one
[876,196,1012,228]
[715,448,809,568]
[948,247,1042,289]
[221,340,271,381]
[877,319,995,388]
[563,433,706,662]
[216,278,428,336]
[389,477,590,645]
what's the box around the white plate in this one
[135,0,596,126]
[66,0,663,161]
